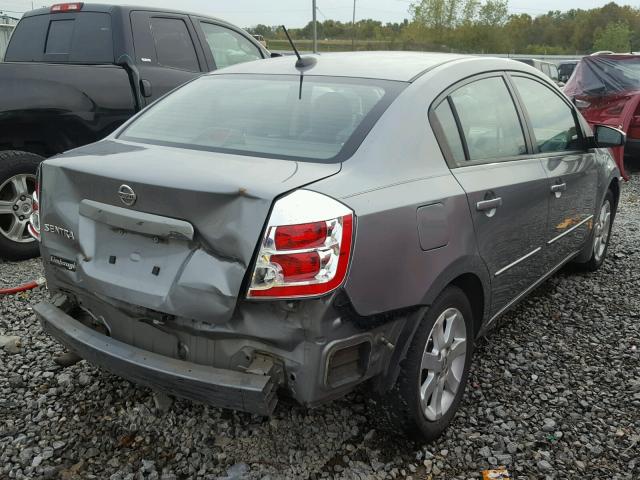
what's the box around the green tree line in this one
[248,1,639,54]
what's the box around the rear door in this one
[130,11,206,104]
[509,74,598,268]
[432,74,550,317]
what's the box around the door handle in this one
[476,197,503,211]
[551,183,567,193]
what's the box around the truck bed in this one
[0,62,136,156]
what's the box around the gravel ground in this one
[1,175,639,480]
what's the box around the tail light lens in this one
[28,186,40,241]
[248,190,354,299]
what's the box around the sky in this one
[0,0,636,28]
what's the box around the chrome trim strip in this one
[487,249,580,326]
[494,247,542,277]
[547,215,594,245]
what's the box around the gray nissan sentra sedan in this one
[31,52,623,440]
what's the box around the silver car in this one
[32,52,622,440]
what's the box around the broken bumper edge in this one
[33,301,278,416]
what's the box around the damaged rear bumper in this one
[33,301,278,416]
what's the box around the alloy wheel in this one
[0,173,36,244]
[419,307,468,421]
[593,199,611,263]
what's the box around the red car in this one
[564,54,640,180]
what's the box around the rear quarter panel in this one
[310,63,496,318]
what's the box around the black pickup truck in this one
[0,3,271,260]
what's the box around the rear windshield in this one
[4,12,113,63]
[120,74,405,162]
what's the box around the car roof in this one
[24,3,231,25]
[214,51,475,82]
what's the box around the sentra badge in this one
[43,224,75,240]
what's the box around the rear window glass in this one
[45,19,74,54]
[120,75,405,163]
[5,12,113,63]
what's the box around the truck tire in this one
[373,286,474,441]
[0,151,43,261]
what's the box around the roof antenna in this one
[281,25,317,69]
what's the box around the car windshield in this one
[120,74,405,162]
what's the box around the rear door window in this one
[448,76,527,163]
[45,19,74,54]
[199,22,262,69]
[149,17,199,71]
[5,12,113,63]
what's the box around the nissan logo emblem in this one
[118,184,137,206]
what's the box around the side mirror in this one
[594,125,626,148]
[270,52,283,58]
[574,98,591,109]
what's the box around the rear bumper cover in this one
[33,301,278,416]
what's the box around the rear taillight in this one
[247,190,354,299]
[51,2,83,12]
[28,186,40,242]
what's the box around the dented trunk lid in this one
[39,141,341,323]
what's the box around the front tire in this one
[578,190,615,272]
[0,151,43,261]
[375,286,474,441]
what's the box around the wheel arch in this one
[0,121,80,158]
[419,254,491,336]
[574,176,619,265]
[374,259,490,393]
[449,272,486,338]
[609,176,620,211]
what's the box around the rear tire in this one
[576,190,615,272]
[374,286,474,441]
[0,151,43,261]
